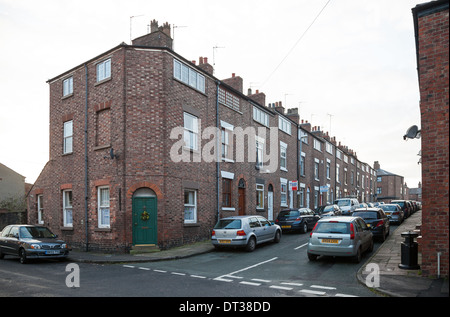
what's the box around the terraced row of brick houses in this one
[27,21,377,252]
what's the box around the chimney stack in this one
[132,19,173,49]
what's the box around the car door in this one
[0,225,12,254]
[356,218,371,251]
[257,217,275,242]
[248,217,264,242]
[2,226,20,255]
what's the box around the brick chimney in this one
[248,89,266,107]
[286,108,299,124]
[222,73,243,93]
[132,19,173,49]
[197,56,214,75]
[374,161,380,170]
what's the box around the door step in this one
[131,244,160,254]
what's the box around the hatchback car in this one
[307,216,373,263]
[318,204,342,217]
[380,204,404,224]
[0,225,70,264]
[391,200,412,218]
[211,216,281,252]
[352,208,390,242]
[275,208,320,233]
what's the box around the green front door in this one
[132,197,157,245]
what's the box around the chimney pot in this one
[199,57,204,64]
[232,73,235,78]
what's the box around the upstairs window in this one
[183,112,199,151]
[63,120,73,154]
[96,59,111,82]
[219,88,240,112]
[279,117,291,135]
[253,106,269,127]
[63,77,73,97]
[173,59,205,93]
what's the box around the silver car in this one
[211,216,281,252]
[307,216,373,263]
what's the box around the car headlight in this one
[61,244,67,249]
[31,244,41,249]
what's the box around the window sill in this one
[95,77,112,86]
[60,226,73,231]
[222,207,235,211]
[94,228,111,232]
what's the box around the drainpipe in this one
[84,63,89,252]
[215,80,220,222]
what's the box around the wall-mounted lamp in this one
[104,148,119,160]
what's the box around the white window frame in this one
[173,59,205,93]
[96,58,111,82]
[256,136,264,169]
[63,190,73,228]
[37,195,44,224]
[63,76,73,96]
[256,184,264,209]
[314,158,320,181]
[280,178,288,207]
[313,139,322,151]
[63,120,73,154]
[253,106,269,127]
[280,141,287,171]
[278,116,291,135]
[184,189,197,224]
[220,120,234,162]
[183,112,199,151]
[98,186,110,228]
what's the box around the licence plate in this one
[45,250,61,255]
[281,225,291,229]
[218,240,231,244]
[321,239,339,244]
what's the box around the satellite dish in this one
[403,125,421,140]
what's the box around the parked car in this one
[358,203,368,208]
[380,204,404,224]
[307,216,373,263]
[391,200,412,218]
[334,198,360,215]
[211,216,281,252]
[275,208,320,233]
[352,208,390,241]
[317,204,342,217]
[0,225,70,264]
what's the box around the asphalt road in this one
[0,225,394,300]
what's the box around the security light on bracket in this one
[104,148,119,160]
[403,125,421,140]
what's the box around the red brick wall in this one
[415,3,449,277]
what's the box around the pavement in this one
[67,209,448,297]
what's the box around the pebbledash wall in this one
[28,21,377,252]
[413,0,449,278]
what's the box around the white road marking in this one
[240,281,261,286]
[252,278,271,283]
[311,285,336,290]
[138,267,151,271]
[270,285,293,291]
[123,265,135,268]
[153,269,167,273]
[171,272,186,276]
[190,275,207,279]
[281,282,304,287]
[294,243,308,250]
[300,289,326,295]
[335,293,358,297]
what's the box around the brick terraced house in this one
[412,0,449,278]
[28,20,377,252]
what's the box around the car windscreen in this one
[19,226,55,239]
[214,219,242,229]
[278,210,300,218]
[393,201,405,207]
[381,205,397,211]
[353,211,378,219]
[314,222,349,234]
[335,200,350,207]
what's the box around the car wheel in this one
[273,230,281,243]
[19,248,27,264]
[301,222,308,233]
[245,237,256,252]
[308,253,318,261]
[353,247,362,263]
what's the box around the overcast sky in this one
[0,0,423,188]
